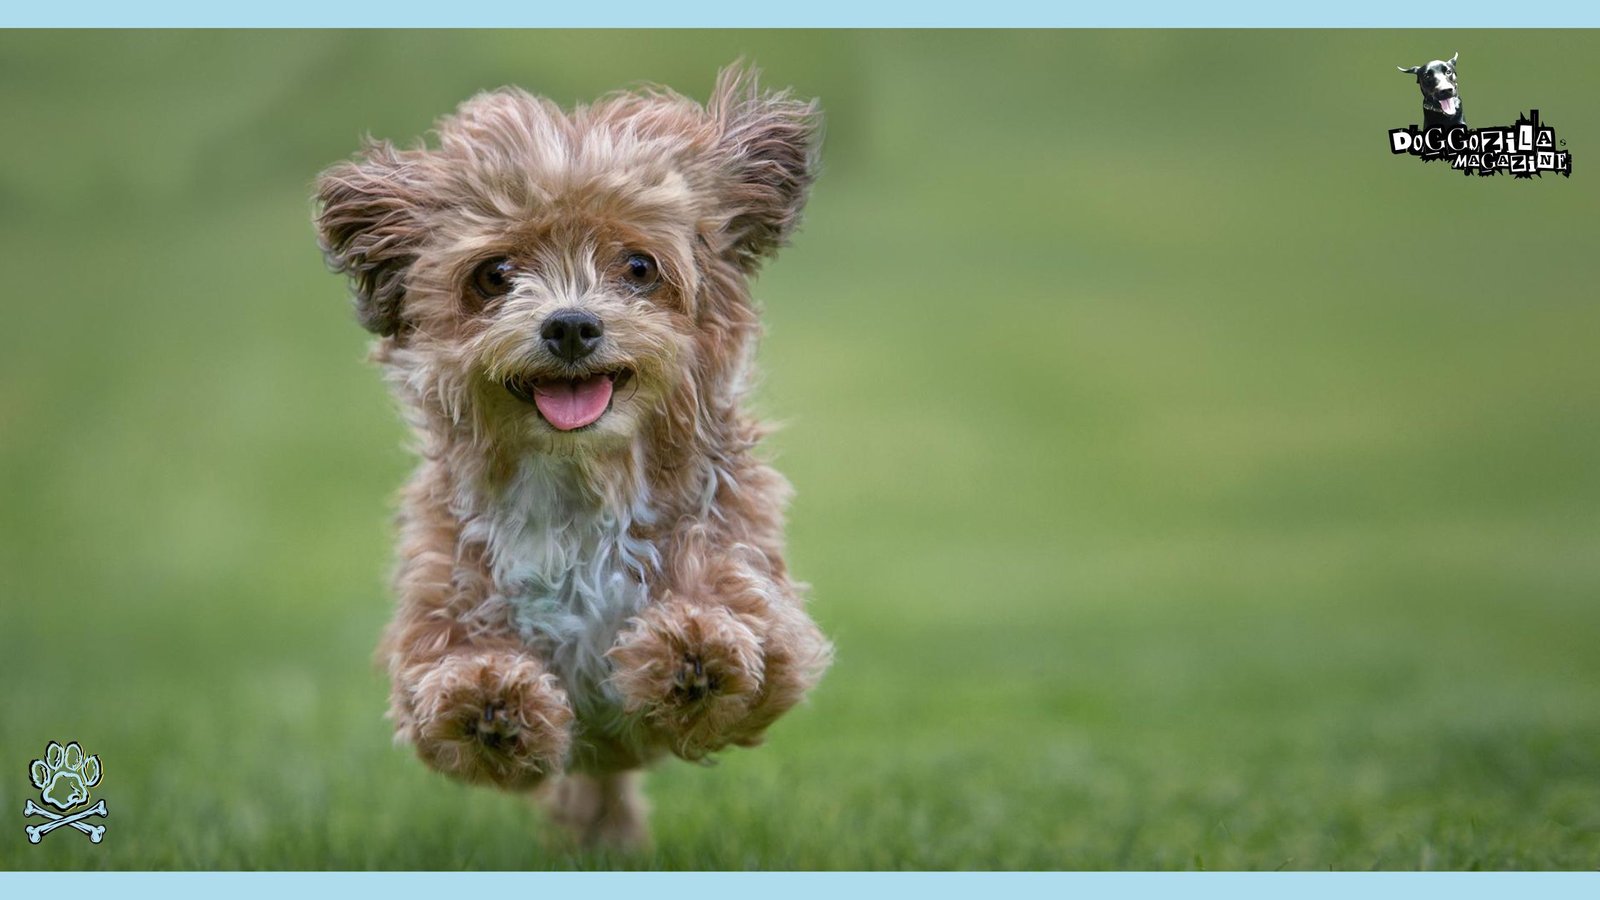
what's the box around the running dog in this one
[314,64,833,850]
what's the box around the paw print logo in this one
[23,741,108,844]
[32,741,100,809]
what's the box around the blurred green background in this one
[1,30,1597,870]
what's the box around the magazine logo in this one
[1390,52,1573,178]
[23,741,108,844]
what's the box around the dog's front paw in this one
[607,602,765,760]
[407,652,573,788]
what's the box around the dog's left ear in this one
[1397,65,1422,75]
[1449,51,1459,67]
[706,63,822,272]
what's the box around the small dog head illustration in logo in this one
[23,741,108,843]
[1399,52,1465,128]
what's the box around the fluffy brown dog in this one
[313,64,832,849]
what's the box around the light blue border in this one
[3,7,1592,897]
[0,872,1597,896]
[0,1,1597,27]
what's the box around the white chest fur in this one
[458,458,660,729]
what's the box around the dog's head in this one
[315,64,819,456]
[1398,52,1461,119]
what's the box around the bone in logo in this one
[24,741,108,844]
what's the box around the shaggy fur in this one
[314,64,833,850]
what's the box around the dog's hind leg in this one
[540,770,651,852]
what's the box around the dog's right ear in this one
[1397,65,1422,75]
[314,140,427,337]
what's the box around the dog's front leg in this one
[607,544,831,760]
[381,474,575,788]
[393,643,573,790]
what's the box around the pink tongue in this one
[532,375,614,431]
[1441,97,1457,115]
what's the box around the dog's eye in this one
[470,257,515,299]
[622,253,659,288]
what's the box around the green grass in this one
[2,30,1599,870]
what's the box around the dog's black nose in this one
[540,309,604,362]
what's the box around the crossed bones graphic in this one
[23,798,108,843]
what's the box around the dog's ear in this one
[1449,51,1459,68]
[706,62,822,272]
[1397,65,1422,75]
[314,140,428,337]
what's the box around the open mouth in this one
[504,369,633,432]
[1437,94,1459,116]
